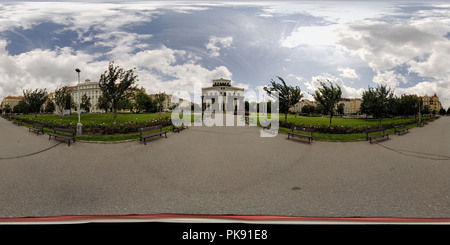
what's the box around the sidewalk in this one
[0,116,449,219]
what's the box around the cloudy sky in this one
[0,0,449,108]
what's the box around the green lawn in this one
[12,112,429,142]
[18,112,174,124]
[249,113,419,127]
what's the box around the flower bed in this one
[11,115,172,135]
[278,119,420,134]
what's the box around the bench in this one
[394,124,408,135]
[29,123,45,135]
[12,119,22,126]
[172,120,188,133]
[48,127,76,146]
[365,128,389,144]
[139,125,167,145]
[287,126,314,143]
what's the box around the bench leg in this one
[165,132,167,138]
[144,138,147,145]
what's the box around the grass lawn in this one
[250,113,419,127]
[18,112,174,124]
[13,112,427,142]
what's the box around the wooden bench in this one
[172,120,188,133]
[29,123,45,135]
[365,128,389,144]
[139,125,167,145]
[287,126,314,143]
[12,119,22,126]
[48,127,76,146]
[394,124,408,135]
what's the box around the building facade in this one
[337,98,362,115]
[293,99,317,113]
[420,93,442,115]
[1,96,24,114]
[70,79,103,113]
[201,78,245,114]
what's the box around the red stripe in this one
[1,214,450,223]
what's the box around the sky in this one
[0,0,449,108]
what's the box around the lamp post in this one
[75,68,82,136]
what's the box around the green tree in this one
[154,92,167,118]
[439,108,446,115]
[14,100,30,114]
[23,88,48,118]
[118,98,134,113]
[80,94,92,113]
[264,76,303,123]
[54,85,75,120]
[399,94,419,118]
[97,94,110,113]
[313,80,342,128]
[421,105,430,115]
[99,61,138,123]
[336,103,345,115]
[360,84,393,127]
[135,89,154,113]
[44,99,55,113]
[3,103,11,114]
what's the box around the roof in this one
[3,96,24,100]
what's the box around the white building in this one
[293,99,317,113]
[70,79,103,113]
[201,78,245,114]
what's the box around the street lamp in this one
[75,68,82,136]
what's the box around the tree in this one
[421,105,430,116]
[80,94,92,113]
[336,103,345,115]
[54,85,75,120]
[439,108,446,115]
[14,100,30,114]
[264,76,303,123]
[135,89,154,113]
[99,61,138,123]
[360,84,393,126]
[447,107,450,116]
[44,99,55,113]
[313,80,342,128]
[3,103,11,114]
[23,88,48,118]
[118,98,134,113]
[399,94,419,118]
[97,94,110,113]
[301,104,315,115]
[154,92,167,118]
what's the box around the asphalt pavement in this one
[0,115,449,220]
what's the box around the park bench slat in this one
[29,123,45,135]
[288,126,314,143]
[48,127,76,146]
[139,125,167,145]
[394,124,409,135]
[365,128,389,144]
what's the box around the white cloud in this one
[306,73,364,99]
[205,36,233,57]
[280,25,339,48]
[337,67,360,79]
[372,70,407,88]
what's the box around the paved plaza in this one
[0,115,449,219]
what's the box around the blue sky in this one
[0,1,449,108]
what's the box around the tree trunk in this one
[113,108,117,123]
[284,113,288,123]
[329,113,332,128]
